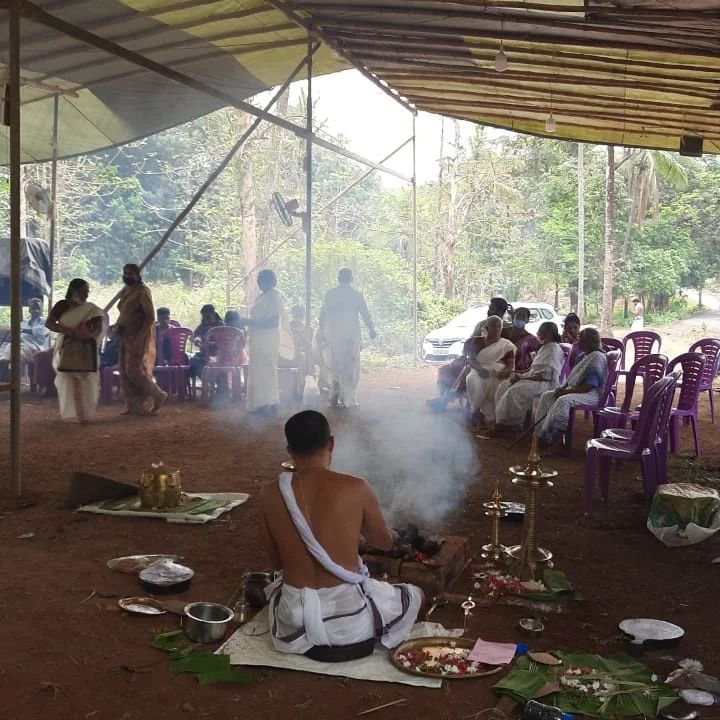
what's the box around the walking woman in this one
[46,278,106,423]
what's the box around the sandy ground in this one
[0,365,719,720]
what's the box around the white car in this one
[421,302,564,363]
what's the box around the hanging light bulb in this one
[545,113,557,133]
[494,45,508,72]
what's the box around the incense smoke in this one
[330,405,480,530]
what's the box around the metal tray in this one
[118,596,167,615]
[619,618,684,646]
[483,501,526,518]
[391,636,504,680]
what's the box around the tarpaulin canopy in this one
[288,0,720,153]
[1,0,719,159]
[0,0,347,163]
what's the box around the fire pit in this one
[361,524,469,594]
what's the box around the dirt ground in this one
[1,366,719,720]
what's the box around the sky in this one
[284,69,478,188]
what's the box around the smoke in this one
[330,404,480,530]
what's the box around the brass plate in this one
[118,596,167,615]
[391,636,504,680]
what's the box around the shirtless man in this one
[260,411,423,659]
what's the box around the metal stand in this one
[506,435,557,580]
[481,481,507,562]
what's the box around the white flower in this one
[651,674,658,682]
[592,681,601,691]
[402,660,411,668]
[679,659,704,672]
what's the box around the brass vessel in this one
[139,462,183,509]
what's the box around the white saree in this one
[246,288,293,412]
[53,302,106,422]
[465,337,516,424]
[495,342,565,427]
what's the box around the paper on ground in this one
[217,607,443,688]
[75,492,249,524]
[469,639,517,665]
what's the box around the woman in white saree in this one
[46,279,106,423]
[465,315,516,428]
[240,270,294,416]
[495,322,565,428]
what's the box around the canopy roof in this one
[2,0,720,161]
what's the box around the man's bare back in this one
[260,467,393,589]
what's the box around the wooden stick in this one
[357,699,407,716]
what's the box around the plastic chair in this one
[564,350,620,452]
[517,336,540,371]
[596,353,668,433]
[619,331,661,376]
[666,352,706,456]
[689,338,720,424]
[584,375,677,515]
[154,327,193,399]
[601,337,624,355]
[558,343,573,383]
[201,326,247,403]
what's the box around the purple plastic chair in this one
[564,350,621,452]
[689,338,720,424]
[584,375,677,515]
[596,353,668,433]
[667,352,706,456]
[154,327,193,399]
[601,337,624,355]
[618,331,661,377]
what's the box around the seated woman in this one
[189,304,223,380]
[495,322,564,428]
[534,328,608,447]
[428,297,510,412]
[503,306,535,371]
[465,315,516,429]
[562,312,581,345]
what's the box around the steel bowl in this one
[183,602,234,644]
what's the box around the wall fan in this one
[25,182,52,216]
[272,192,303,227]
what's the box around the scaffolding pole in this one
[305,31,313,325]
[103,43,320,314]
[9,0,22,496]
[412,113,418,361]
[48,92,58,308]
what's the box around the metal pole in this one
[305,32,313,326]
[48,92,58,308]
[577,142,585,319]
[103,44,320,314]
[412,113,418,361]
[9,0,22,496]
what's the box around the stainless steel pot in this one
[183,602,234,643]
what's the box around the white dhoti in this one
[465,337,516,424]
[270,472,422,654]
[246,288,293,412]
[269,578,422,654]
[327,331,361,407]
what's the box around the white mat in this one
[75,492,249,524]
[217,608,464,688]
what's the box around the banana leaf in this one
[171,653,230,675]
[198,670,253,685]
[507,570,583,603]
[494,652,676,719]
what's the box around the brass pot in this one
[139,462,183,509]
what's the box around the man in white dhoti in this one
[534,328,608,447]
[495,322,565,428]
[259,411,423,660]
[239,269,294,416]
[465,315,516,429]
[319,268,376,408]
[631,297,644,330]
[0,298,51,381]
